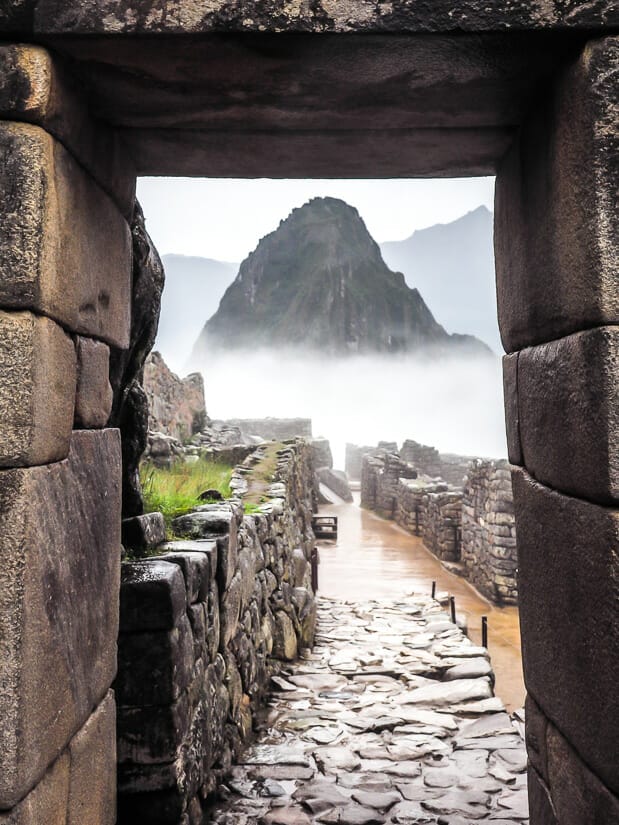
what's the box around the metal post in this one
[414,506,420,535]
[481,615,488,648]
[453,524,461,559]
[449,595,456,624]
[431,580,436,599]
[311,547,319,594]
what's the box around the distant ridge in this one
[155,254,238,372]
[380,206,500,351]
[192,197,490,359]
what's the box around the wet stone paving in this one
[210,595,529,824]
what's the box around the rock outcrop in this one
[193,198,490,358]
[144,350,207,441]
[109,201,165,518]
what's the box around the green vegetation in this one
[141,457,234,529]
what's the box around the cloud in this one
[194,348,507,468]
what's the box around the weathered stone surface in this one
[0,310,76,467]
[272,611,298,661]
[122,512,167,553]
[0,429,121,808]
[154,550,210,604]
[516,327,618,504]
[0,753,69,825]
[119,561,186,633]
[512,467,619,794]
[74,336,113,429]
[495,37,619,352]
[117,693,190,765]
[68,692,116,825]
[15,1,618,33]
[0,44,135,216]
[116,615,194,706]
[0,122,131,347]
[546,721,619,825]
[219,571,242,649]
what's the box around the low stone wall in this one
[362,452,517,604]
[360,451,417,516]
[116,440,317,823]
[396,479,462,562]
[461,459,518,604]
[400,439,443,478]
[218,417,312,442]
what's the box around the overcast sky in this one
[137,177,495,262]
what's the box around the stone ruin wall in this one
[218,418,312,442]
[396,479,463,563]
[143,350,207,442]
[116,440,317,824]
[350,439,472,487]
[361,451,518,605]
[461,460,518,604]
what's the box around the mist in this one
[193,349,507,468]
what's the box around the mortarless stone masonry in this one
[116,440,317,823]
[461,460,518,604]
[361,449,518,604]
[0,24,616,825]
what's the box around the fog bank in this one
[195,350,507,467]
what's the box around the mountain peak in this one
[193,198,490,358]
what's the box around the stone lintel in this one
[0,44,135,217]
[25,1,619,34]
[0,122,131,348]
[512,467,619,795]
[0,429,121,808]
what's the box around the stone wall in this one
[350,439,472,487]
[116,440,317,823]
[360,451,417,517]
[396,478,462,562]
[400,439,473,487]
[399,439,443,478]
[0,46,129,823]
[362,452,517,604]
[144,350,207,442]
[461,460,518,604]
[217,418,312,442]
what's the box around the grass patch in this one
[141,457,234,529]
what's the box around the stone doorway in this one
[0,13,616,824]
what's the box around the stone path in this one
[209,594,528,824]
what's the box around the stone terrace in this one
[209,594,528,824]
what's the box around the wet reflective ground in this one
[316,497,525,712]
